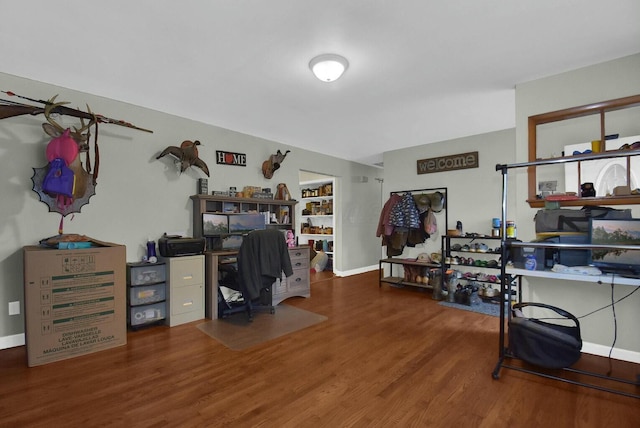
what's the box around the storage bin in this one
[129,301,166,326]
[129,283,166,306]
[127,263,166,285]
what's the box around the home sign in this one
[216,150,247,167]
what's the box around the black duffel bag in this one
[508,302,582,369]
[534,206,632,233]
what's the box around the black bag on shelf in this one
[534,206,632,233]
[508,302,582,369]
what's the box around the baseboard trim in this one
[582,342,640,364]
[333,265,378,277]
[0,333,25,350]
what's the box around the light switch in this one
[9,301,20,316]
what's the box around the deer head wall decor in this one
[262,149,290,179]
[41,95,99,185]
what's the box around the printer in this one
[158,234,205,257]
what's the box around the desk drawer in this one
[289,248,309,270]
[169,257,204,287]
[171,284,203,316]
[287,269,309,291]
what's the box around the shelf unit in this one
[493,152,640,399]
[378,187,449,297]
[298,178,335,264]
[379,258,441,290]
[126,262,167,329]
[191,194,298,251]
[442,235,515,303]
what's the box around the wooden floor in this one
[1,270,639,427]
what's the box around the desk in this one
[506,267,640,287]
[204,251,237,320]
[205,247,310,319]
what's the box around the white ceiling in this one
[1,1,639,166]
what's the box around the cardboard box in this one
[23,243,127,367]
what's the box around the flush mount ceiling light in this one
[309,54,349,82]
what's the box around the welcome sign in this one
[417,151,478,174]
[216,150,247,166]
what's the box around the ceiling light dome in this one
[309,54,349,82]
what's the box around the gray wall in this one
[383,55,640,362]
[381,53,640,361]
[382,128,516,259]
[514,53,640,360]
[0,72,382,348]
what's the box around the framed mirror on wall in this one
[527,94,640,208]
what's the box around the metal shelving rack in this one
[378,186,448,292]
[492,151,640,399]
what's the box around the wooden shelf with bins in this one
[191,194,298,248]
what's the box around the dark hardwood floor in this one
[1,270,638,427]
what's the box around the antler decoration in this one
[31,96,101,222]
[42,95,100,183]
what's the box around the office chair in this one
[218,229,293,321]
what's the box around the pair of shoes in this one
[486,260,499,268]
[474,259,488,267]
[451,243,462,251]
[458,256,475,266]
[477,273,489,281]
[461,244,471,251]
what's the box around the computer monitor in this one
[589,218,640,276]
[202,213,229,236]
[228,214,266,233]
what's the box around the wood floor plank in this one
[1,270,638,427]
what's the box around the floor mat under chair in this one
[196,304,327,350]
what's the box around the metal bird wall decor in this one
[262,149,290,179]
[156,140,210,177]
